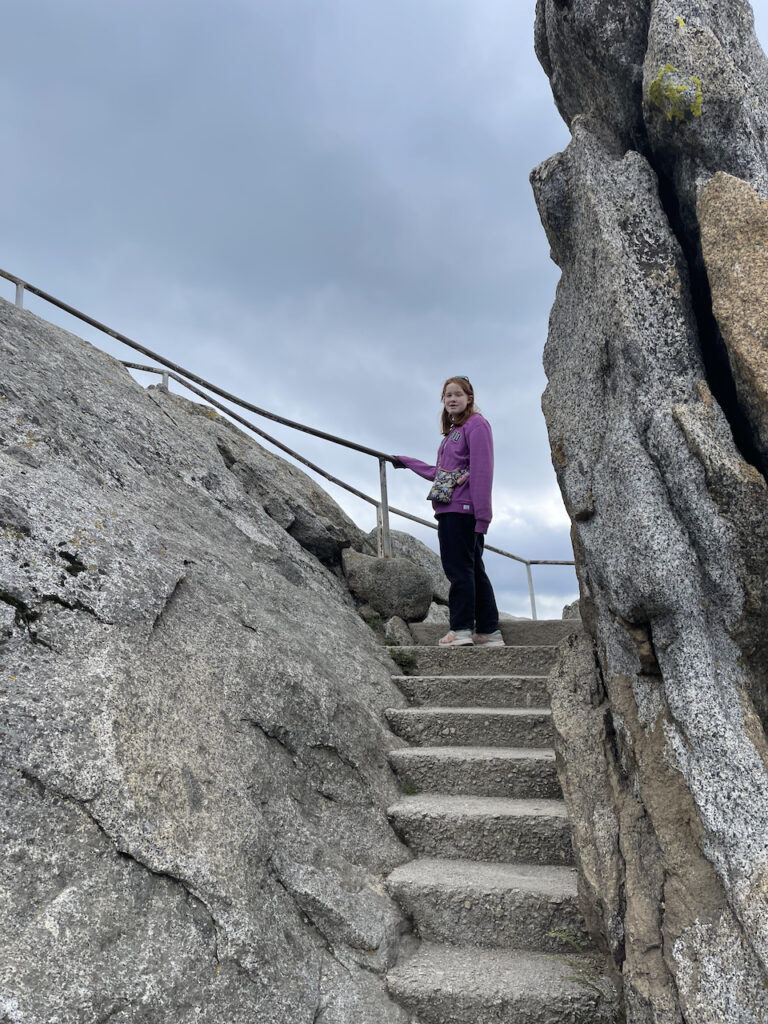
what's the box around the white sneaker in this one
[472,629,505,648]
[438,629,474,647]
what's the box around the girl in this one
[393,376,504,647]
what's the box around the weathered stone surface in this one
[534,0,650,151]
[0,298,413,1023]
[213,399,370,568]
[547,635,638,995]
[384,615,413,647]
[386,859,587,954]
[550,631,768,1024]
[699,172,768,464]
[532,32,768,1015]
[387,943,617,1024]
[643,0,768,224]
[342,548,432,622]
[561,599,580,619]
[423,600,450,624]
[369,528,449,605]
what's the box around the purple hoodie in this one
[397,413,494,534]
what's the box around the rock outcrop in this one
[215,411,372,569]
[0,298,416,1023]
[698,172,768,464]
[342,548,433,623]
[368,528,450,606]
[532,1,768,1021]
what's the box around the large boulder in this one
[342,548,432,623]
[0,299,413,1024]
[532,3,768,1017]
[368,528,450,605]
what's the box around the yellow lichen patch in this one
[649,63,703,123]
[1,528,25,542]
[676,15,686,27]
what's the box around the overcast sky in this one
[2,2,767,618]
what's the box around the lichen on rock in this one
[648,62,703,122]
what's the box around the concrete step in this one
[385,707,553,748]
[386,943,618,1024]
[388,795,573,865]
[394,673,550,709]
[388,746,561,799]
[390,646,557,678]
[410,619,581,647]
[386,858,587,953]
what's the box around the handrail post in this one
[378,459,392,558]
[526,562,537,620]
[15,283,24,309]
[161,371,170,391]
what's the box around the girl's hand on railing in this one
[391,457,406,468]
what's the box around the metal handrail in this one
[2,268,576,618]
[123,362,576,570]
[0,269,391,462]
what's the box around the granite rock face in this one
[533,1,768,1020]
[0,298,414,1023]
[699,172,768,465]
[534,0,650,151]
[214,405,371,569]
[643,1,768,233]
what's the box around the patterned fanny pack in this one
[427,466,470,504]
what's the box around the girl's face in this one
[443,382,470,417]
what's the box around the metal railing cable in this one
[123,363,380,507]
[0,269,391,461]
[123,362,575,573]
[2,267,575,619]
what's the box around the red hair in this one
[440,376,478,435]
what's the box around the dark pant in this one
[437,513,499,633]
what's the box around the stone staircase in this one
[383,620,618,1024]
